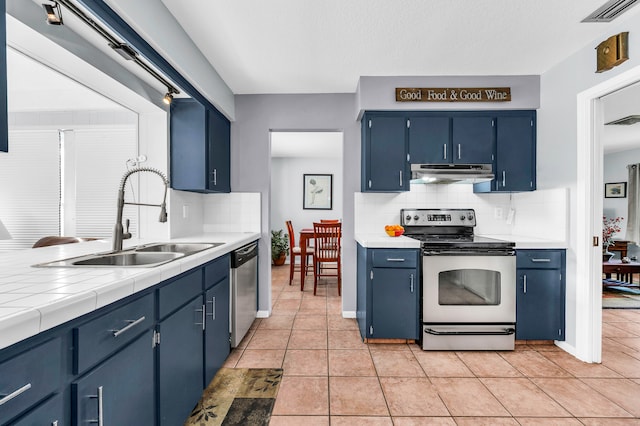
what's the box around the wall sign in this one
[395,87,511,102]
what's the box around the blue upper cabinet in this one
[475,111,536,193]
[408,116,450,164]
[0,0,7,153]
[451,116,494,164]
[361,113,409,192]
[170,98,231,193]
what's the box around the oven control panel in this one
[401,209,476,227]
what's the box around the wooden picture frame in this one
[303,174,332,210]
[605,182,627,198]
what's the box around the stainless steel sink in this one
[135,242,223,255]
[71,251,183,266]
[34,242,225,268]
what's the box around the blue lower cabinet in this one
[204,282,230,387]
[157,297,204,426]
[9,393,64,426]
[516,249,566,340]
[72,331,154,426]
[357,244,420,340]
[0,338,62,426]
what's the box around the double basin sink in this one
[35,242,224,268]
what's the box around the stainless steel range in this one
[401,208,516,351]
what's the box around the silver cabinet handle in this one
[523,275,527,294]
[443,144,447,160]
[206,297,216,319]
[111,316,146,337]
[52,422,59,426]
[502,171,506,187]
[531,258,551,263]
[385,258,406,262]
[195,305,206,330]
[212,169,217,186]
[0,383,31,406]
[410,274,414,293]
[88,386,104,426]
[458,144,461,160]
[399,171,403,186]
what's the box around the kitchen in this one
[1,0,640,424]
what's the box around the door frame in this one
[575,64,640,363]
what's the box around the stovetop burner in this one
[401,208,514,250]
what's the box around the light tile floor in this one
[222,266,640,425]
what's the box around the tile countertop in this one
[0,232,260,350]
[355,233,567,250]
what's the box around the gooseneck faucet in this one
[113,167,169,251]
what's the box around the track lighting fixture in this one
[49,0,181,105]
[163,91,174,105]
[43,2,63,25]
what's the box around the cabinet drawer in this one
[74,293,154,374]
[204,255,229,290]
[0,338,61,425]
[10,393,64,426]
[158,269,202,319]
[517,250,562,269]
[371,249,418,268]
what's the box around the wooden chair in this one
[32,236,98,248]
[320,219,340,223]
[312,221,342,296]
[285,220,314,289]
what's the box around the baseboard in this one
[256,310,270,318]
[342,310,356,318]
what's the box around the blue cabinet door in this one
[170,99,207,191]
[157,297,204,426]
[452,116,494,164]
[495,114,535,192]
[516,269,563,340]
[170,99,230,193]
[363,115,409,192]
[0,0,7,153]
[72,331,154,426]
[371,268,418,339]
[207,109,231,192]
[204,281,230,387]
[408,116,451,164]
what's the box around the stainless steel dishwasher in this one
[230,241,258,347]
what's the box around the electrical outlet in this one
[506,208,516,225]
[494,207,504,220]
[182,204,189,219]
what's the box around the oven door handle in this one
[423,250,515,256]
[424,327,515,336]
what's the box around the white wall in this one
[539,10,640,354]
[271,156,343,248]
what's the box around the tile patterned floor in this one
[222,266,640,425]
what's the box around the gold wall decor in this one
[395,87,511,102]
[596,32,629,73]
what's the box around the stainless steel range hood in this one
[410,164,494,184]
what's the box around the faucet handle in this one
[123,219,132,240]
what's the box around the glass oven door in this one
[422,254,516,323]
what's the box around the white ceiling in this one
[160,0,638,94]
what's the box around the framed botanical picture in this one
[605,182,627,198]
[303,174,333,210]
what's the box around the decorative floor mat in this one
[603,286,640,309]
[185,368,282,426]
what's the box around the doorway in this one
[577,64,640,363]
[269,131,344,304]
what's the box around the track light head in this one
[43,2,63,25]
[163,91,174,105]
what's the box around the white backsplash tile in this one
[355,185,568,240]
